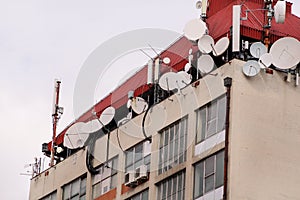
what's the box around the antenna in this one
[250,42,267,58]
[274,0,286,24]
[232,5,241,52]
[197,54,215,74]
[147,60,154,84]
[242,60,261,77]
[198,35,214,54]
[201,0,208,19]
[50,79,63,167]
[213,37,230,56]
[183,18,207,41]
[269,37,300,70]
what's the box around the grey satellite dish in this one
[250,42,267,58]
[63,122,88,149]
[163,57,171,65]
[183,18,207,41]
[176,71,192,89]
[243,60,261,77]
[99,106,115,126]
[213,37,230,56]
[197,55,215,73]
[159,72,178,91]
[196,1,202,9]
[258,53,273,69]
[131,97,148,114]
[198,35,214,54]
[270,37,300,70]
[82,119,103,133]
[274,1,286,24]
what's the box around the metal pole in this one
[50,80,61,167]
[223,77,232,200]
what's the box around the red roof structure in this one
[49,0,300,151]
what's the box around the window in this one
[196,95,226,143]
[159,117,188,174]
[194,151,224,199]
[92,156,118,199]
[40,191,57,200]
[125,140,151,174]
[157,171,185,200]
[126,189,149,200]
[62,176,86,200]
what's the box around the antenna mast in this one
[50,80,63,166]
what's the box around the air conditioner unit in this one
[124,171,137,187]
[135,165,148,181]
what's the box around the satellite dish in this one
[176,71,192,89]
[274,1,286,24]
[163,57,171,65]
[82,119,103,133]
[213,37,230,56]
[242,60,261,77]
[99,106,115,126]
[270,37,300,69]
[198,35,214,54]
[63,122,88,149]
[196,1,202,9]
[131,97,149,114]
[258,53,273,69]
[159,72,178,91]
[185,63,191,72]
[183,18,207,41]
[250,42,267,58]
[197,55,215,73]
[127,99,132,109]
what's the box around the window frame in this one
[158,116,188,174]
[126,189,149,200]
[62,175,86,200]
[92,156,118,199]
[193,150,224,199]
[195,95,226,143]
[39,190,57,200]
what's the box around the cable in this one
[116,128,125,152]
[142,104,154,143]
[85,133,101,175]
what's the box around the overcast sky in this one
[0,1,299,199]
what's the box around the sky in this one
[0,1,299,199]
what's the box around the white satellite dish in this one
[183,18,207,41]
[197,55,215,73]
[176,71,192,89]
[213,37,230,56]
[163,57,171,65]
[258,53,273,69]
[250,42,267,58]
[159,72,178,91]
[270,37,300,69]
[127,99,132,109]
[131,97,149,114]
[99,106,115,126]
[274,1,286,24]
[82,119,103,133]
[242,60,261,77]
[198,35,214,54]
[196,1,202,9]
[185,63,191,72]
[63,122,88,149]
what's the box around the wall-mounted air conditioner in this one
[135,165,148,181]
[124,171,137,187]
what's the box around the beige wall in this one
[30,59,300,200]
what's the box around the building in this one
[29,0,300,199]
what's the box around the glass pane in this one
[144,154,151,166]
[126,149,134,168]
[135,143,143,162]
[92,182,101,199]
[216,151,224,188]
[205,156,215,176]
[79,195,85,200]
[205,174,214,193]
[170,126,174,141]
[217,96,226,132]
[162,182,167,200]
[63,184,70,200]
[194,162,204,198]
[199,109,206,141]
[71,179,80,196]
[208,101,217,120]
[164,129,169,146]
[111,174,118,189]
[80,178,86,195]
[172,174,177,196]
[169,139,174,165]
[142,190,149,200]
[207,119,217,137]
[70,195,79,200]
[167,179,172,197]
